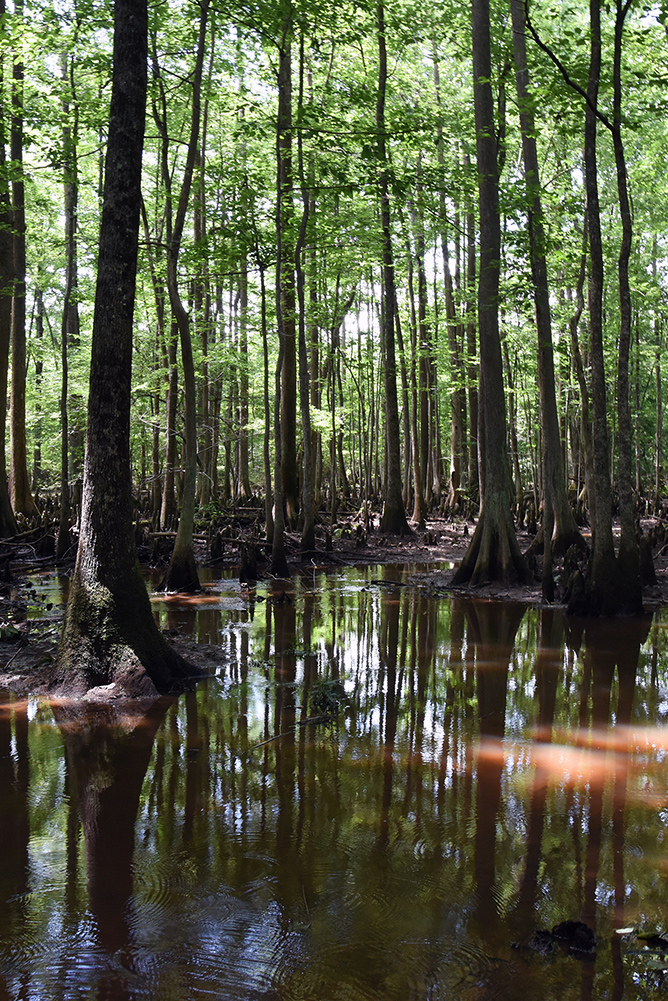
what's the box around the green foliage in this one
[2,0,668,508]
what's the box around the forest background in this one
[0,0,666,618]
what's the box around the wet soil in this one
[2,512,668,699]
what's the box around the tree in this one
[526,0,643,613]
[0,0,17,539]
[55,0,196,697]
[377,0,410,536]
[452,0,528,586]
[509,0,584,597]
[157,0,209,594]
[8,0,38,521]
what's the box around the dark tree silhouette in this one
[55,0,197,697]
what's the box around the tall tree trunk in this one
[453,0,527,585]
[0,0,17,538]
[434,57,466,511]
[158,0,210,594]
[9,0,37,520]
[296,33,315,551]
[584,0,618,614]
[377,1,410,536]
[656,326,663,502]
[160,322,178,528]
[238,254,252,500]
[464,162,480,501]
[277,20,299,527]
[32,288,43,492]
[611,0,642,612]
[57,51,79,560]
[510,0,584,581]
[56,0,196,695]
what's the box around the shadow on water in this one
[2,567,668,999]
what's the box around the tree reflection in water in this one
[52,699,171,1000]
[2,573,668,1000]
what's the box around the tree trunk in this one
[56,0,196,696]
[9,0,37,521]
[377,1,410,536]
[656,327,663,501]
[158,0,209,594]
[0,0,17,538]
[584,0,618,614]
[464,165,480,502]
[56,53,79,560]
[611,0,642,612]
[510,0,584,566]
[296,35,315,552]
[277,23,299,527]
[453,0,527,585]
[238,254,252,500]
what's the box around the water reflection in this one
[2,571,668,999]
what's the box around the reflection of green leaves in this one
[310,676,347,719]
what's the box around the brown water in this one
[2,564,668,1000]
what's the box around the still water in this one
[2,564,668,1000]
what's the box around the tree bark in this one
[158,0,210,594]
[377,1,410,536]
[0,2,17,538]
[55,0,196,697]
[510,0,584,568]
[296,34,315,551]
[611,0,642,612]
[9,0,38,521]
[56,51,79,561]
[453,0,527,586]
[584,0,618,614]
[277,21,299,526]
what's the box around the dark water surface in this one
[2,564,668,999]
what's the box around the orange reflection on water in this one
[0,696,30,719]
[477,736,624,788]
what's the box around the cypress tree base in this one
[453,501,529,587]
[55,564,200,698]
[157,545,201,593]
[379,501,413,537]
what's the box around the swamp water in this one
[2,564,668,999]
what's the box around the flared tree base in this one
[380,500,413,537]
[55,565,201,698]
[453,502,529,587]
[157,545,201,593]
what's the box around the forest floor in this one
[1,510,667,698]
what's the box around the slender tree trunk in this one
[258,263,274,543]
[465,166,480,501]
[510,0,584,576]
[656,326,663,501]
[296,33,315,551]
[238,255,252,500]
[377,1,410,536]
[611,0,642,612]
[0,0,17,538]
[32,289,43,492]
[584,0,618,614]
[158,0,210,593]
[277,22,299,527]
[56,53,79,560]
[194,149,213,508]
[434,58,466,511]
[9,0,37,521]
[160,322,178,528]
